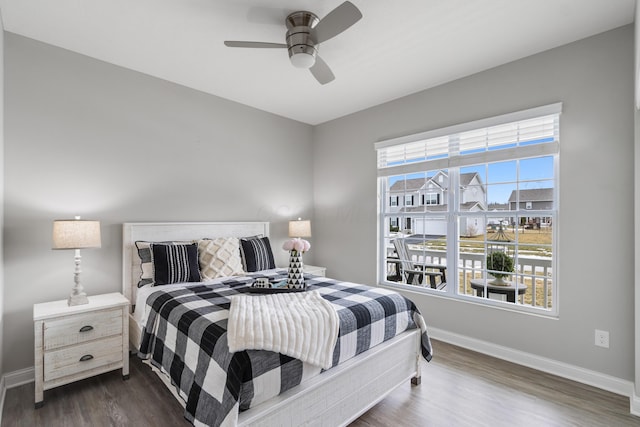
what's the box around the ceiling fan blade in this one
[310,55,335,85]
[313,1,362,44]
[224,41,287,48]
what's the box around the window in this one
[424,193,439,205]
[376,104,560,315]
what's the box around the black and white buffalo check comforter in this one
[138,270,432,427]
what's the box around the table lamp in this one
[289,218,311,238]
[52,217,102,306]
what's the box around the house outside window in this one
[376,104,560,315]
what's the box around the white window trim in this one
[376,103,560,316]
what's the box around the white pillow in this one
[198,238,245,280]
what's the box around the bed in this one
[123,222,432,426]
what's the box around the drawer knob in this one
[79,354,94,362]
[79,325,94,333]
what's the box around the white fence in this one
[397,247,553,308]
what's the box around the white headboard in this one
[122,222,270,306]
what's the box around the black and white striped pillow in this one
[240,236,276,272]
[135,241,159,288]
[151,243,201,286]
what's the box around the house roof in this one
[460,172,482,186]
[389,172,479,192]
[508,188,553,202]
[389,178,427,192]
[398,201,482,213]
[488,203,510,211]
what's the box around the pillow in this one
[135,241,158,288]
[198,238,245,280]
[151,243,201,286]
[134,240,191,287]
[240,236,276,272]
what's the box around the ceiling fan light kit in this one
[289,47,317,69]
[286,11,319,69]
[224,1,362,84]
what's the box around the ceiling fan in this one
[224,1,362,85]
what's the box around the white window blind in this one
[376,103,561,171]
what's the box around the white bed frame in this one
[122,222,422,426]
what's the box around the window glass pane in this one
[514,180,554,211]
[458,220,484,298]
[488,160,517,184]
[384,220,447,289]
[459,166,486,211]
[408,226,448,291]
[516,243,553,308]
[520,156,553,181]
[486,216,516,242]
[388,170,450,215]
[488,183,517,209]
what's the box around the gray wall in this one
[634,0,640,405]
[635,96,640,401]
[313,26,635,380]
[3,34,314,373]
[0,13,5,380]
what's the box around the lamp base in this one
[68,292,89,306]
[68,249,89,306]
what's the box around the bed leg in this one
[412,330,422,386]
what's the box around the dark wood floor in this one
[3,340,639,426]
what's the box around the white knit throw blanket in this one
[227,291,339,369]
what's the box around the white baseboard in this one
[0,367,34,425]
[631,392,640,416]
[429,327,636,406]
[4,366,34,389]
[0,375,5,425]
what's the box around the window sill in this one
[377,280,559,319]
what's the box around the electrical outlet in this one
[595,329,609,348]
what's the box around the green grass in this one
[418,226,553,257]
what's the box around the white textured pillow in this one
[198,238,245,280]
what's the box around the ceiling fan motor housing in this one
[285,11,319,69]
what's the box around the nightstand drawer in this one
[43,308,123,351]
[43,335,123,382]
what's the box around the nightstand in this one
[33,292,130,408]
[304,265,326,277]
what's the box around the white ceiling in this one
[0,0,636,125]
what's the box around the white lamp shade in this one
[289,220,312,238]
[52,220,102,249]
